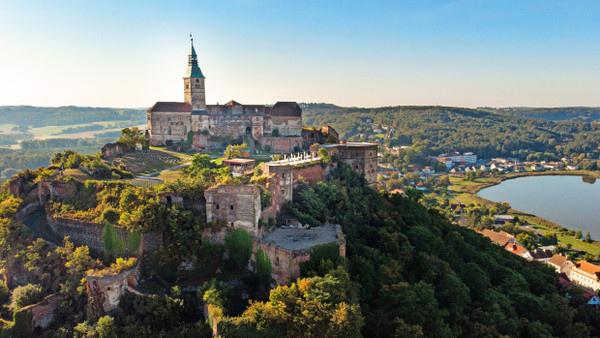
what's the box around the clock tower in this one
[183,36,206,111]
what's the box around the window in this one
[186,84,189,89]
[196,79,199,83]
[195,84,200,89]
[230,205,234,210]
[276,257,280,265]
[216,204,219,210]
[282,173,285,179]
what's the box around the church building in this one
[147,37,303,153]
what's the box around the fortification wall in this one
[45,214,161,256]
[204,185,261,232]
[16,201,41,221]
[258,136,302,153]
[101,142,133,158]
[14,294,60,332]
[269,116,302,136]
[86,265,138,313]
[149,112,191,145]
[292,164,327,186]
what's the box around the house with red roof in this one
[569,261,600,291]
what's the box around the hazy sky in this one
[1,1,599,108]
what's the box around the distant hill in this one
[0,105,146,128]
[301,103,600,160]
[485,107,600,122]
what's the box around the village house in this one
[494,215,514,225]
[547,254,575,274]
[522,247,554,262]
[504,242,529,258]
[569,261,600,291]
[480,229,516,247]
[223,158,255,177]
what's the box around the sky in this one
[0,0,599,108]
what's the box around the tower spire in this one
[186,34,204,78]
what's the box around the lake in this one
[477,175,600,239]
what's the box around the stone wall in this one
[15,294,60,332]
[86,265,139,313]
[149,112,191,146]
[204,185,261,233]
[16,201,41,221]
[301,125,339,148]
[9,178,23,196]
[269,116,302,137]
[254,225,346,285]
[258,136,302,153]
[101,142,133,158]
[37,180,77,203]
[292,164,328,186]
[45,214,162,257]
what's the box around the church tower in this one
[183,36,206,111]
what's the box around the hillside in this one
[301,103,600,160]
[489,107,600,122]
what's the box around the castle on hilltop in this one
[147,37,303,153]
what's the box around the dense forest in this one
[0,106,145,128]
[302,103,600,160]
[489,107,600,122]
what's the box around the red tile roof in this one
[575,261,600,276]
[148,102,191,113]
[270,102,301,117]
[504,243,527,256]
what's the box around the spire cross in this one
[190,33,193,44]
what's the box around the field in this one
[30,122,145,139]
[106,149,192,176]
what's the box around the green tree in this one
[220,273,364,337]
[224,228,253,270]
[585,232,592,242]
[575,230,583,240]
[516,232,538,250]
[224,143,249,159]
[118,127,148,149]
[255,248,272,289]
[96,315,117,338]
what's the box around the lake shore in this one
[449,170,600,255]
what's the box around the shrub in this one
[255,248,272,289]
[224,228,253,270]
[0,280,9,304]
[10,284,43,311]
[101,207,120,224]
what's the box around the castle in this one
[147,37,303,153]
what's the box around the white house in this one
[569,261,600,291]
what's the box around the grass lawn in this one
[62,168,92,181]
[156,169,186,181]
[107,149,189,175]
